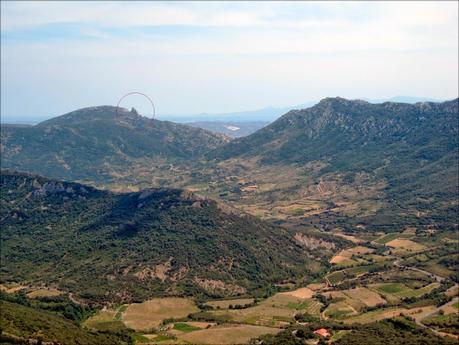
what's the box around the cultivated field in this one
[370,283,440,303]
[385,239,426,252]
[123,298,199,331]
[278,287,314,299]
[329,246,374,265]
[324,301,358,319]
[208,291,322,326]
[326,263,384,285]
[374,233,412,244]
[83,305,127,332]
[343,287,386,307]
[176,324,280,344]
[205,298,254,309]
[343,307,406,324]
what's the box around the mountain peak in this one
[317,97,369,107]
[36,105,137,127]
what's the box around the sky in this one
[1,1,458,120]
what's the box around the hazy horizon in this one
[1,1,458,120]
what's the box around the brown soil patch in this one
[323,291,347,299]
[205,298,254,309]
[0,284,27,294]
[279,287,314,299]
[307,283,326,291]
[347,246,374,255]
[330,255,354,264]
[343,287,386,307]
[330,246,373,264]
[386,239,425,251]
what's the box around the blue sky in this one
[1,1,458,119]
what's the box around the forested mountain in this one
[213,97,458,168]
[0,106,228,182]
[0,170,314,304]
[1,99,457,231]
[207,98,459,230]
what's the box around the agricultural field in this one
[326,262,387,285]
[422,312,459,336]
[175,324,280,344]
[205,298,255,309]
[342,287,386,307]
[123,298,199,331]
[207,289,322,327]
[370,282,440,303]
[374,233,413,245]
[330,245,375,266]
[321,287,386,320]
[343,306,436,324]
[83,305,128,332]
[385,239,426,254]
[324,301,358,319]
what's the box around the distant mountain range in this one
[1,97,457,232]
[210,97,458,231]
[1,96,446,125]
[1,106,228,182]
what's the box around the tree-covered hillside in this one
[206,98,459,231]
[0,170,314,304]
[0,106,228,182]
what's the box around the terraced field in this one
[326,263,386,285]
[208,290,323,327]
[205,298,255,309]
[370,283,440,303]
[176,324,281,344]
[342,287,387,307]
[374,233,413,244]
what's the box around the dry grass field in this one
[324,301,358,319]
[385,239,426,253]
[209,292,322,326]
[123,298,199,331]
[343,307,406,324]
[176,324,280,344]
[205,298,255,309]
[330,246,374,265]
[278,287,314,299]
[330,255,356,265]
[343,287,386,307]
[307,283,326,291]
[0,284,26,293]
[330,231,365,243]
[26,288,62,298]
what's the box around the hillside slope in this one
[204,98,458,230]
[0,170,316,303]
[1,106,228,182]
[0,299,131,345]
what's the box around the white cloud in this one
[1,1,457,117]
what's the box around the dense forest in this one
[0,170,316,303]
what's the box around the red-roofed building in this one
[313,328,330,337]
